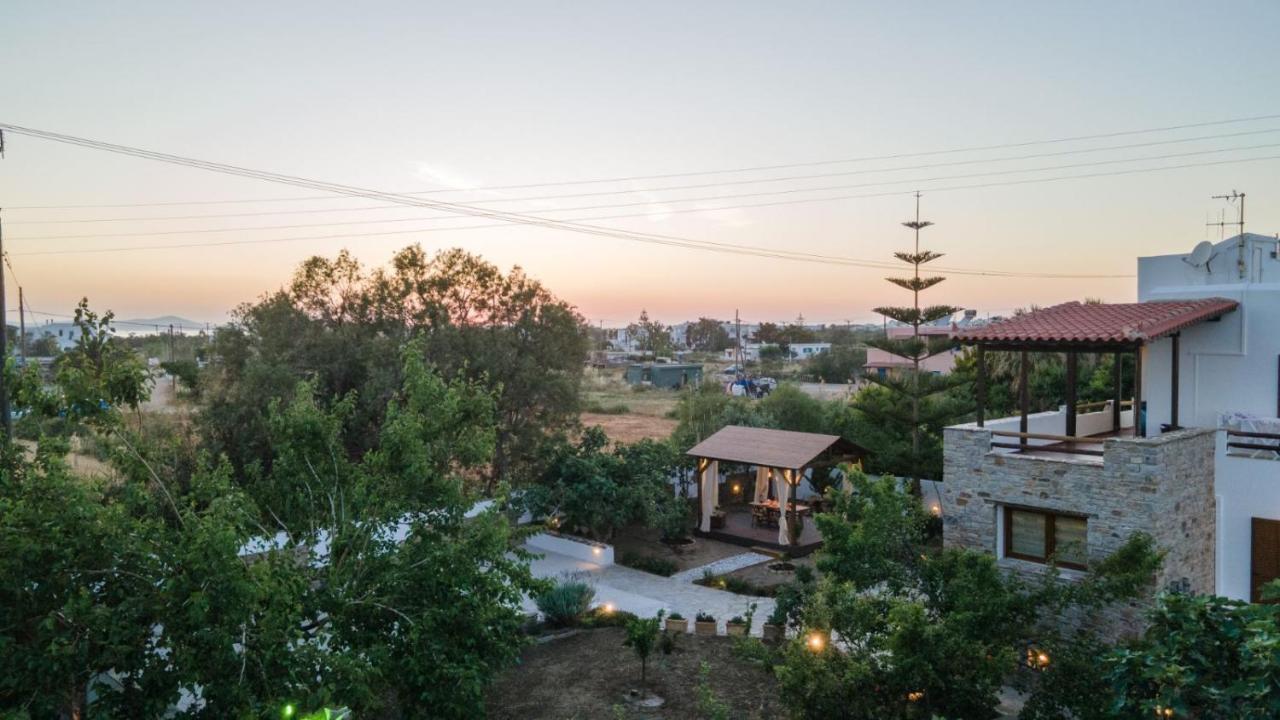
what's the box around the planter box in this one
[694,620,717,637]
[725,623,748,637]
[710,514,726,530]
[762,624,784,643]
[665,617,688,633]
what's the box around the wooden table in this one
[749,500,811,527]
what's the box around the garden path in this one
[522,545,776,636]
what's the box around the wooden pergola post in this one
[1018,349,1030,448]
[1065,351,1078,437]
[1169,332,1180,430]
[975,344,986,428]
[1134,345,1144,438]
[1112,351,1123,433]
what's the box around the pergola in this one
[954,299,1238,452]
[686,425,869,546]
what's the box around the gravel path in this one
[670,552,773,582]
[524,546,775,635]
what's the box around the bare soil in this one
[486,627,783,719]
[581,412,678,443]
[611,524,747,573]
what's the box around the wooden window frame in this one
[1002,506,1088,570]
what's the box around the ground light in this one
[601,602,615,614]
[281,703,296,719]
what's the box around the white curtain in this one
[699,460,720,532]
[753,466,771,503]
[774,469,792,545]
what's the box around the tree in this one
[685,317,731,352]
[803,344,866,383]
[623,611,665,684]
[54,298,151,423]
[522,428,683,541]
[200,246,589,490]
[1104,588,1280,719]
[626,309,672,360]
[853,198,968,486]
[776,469,1163,720]
[0,330,546,718]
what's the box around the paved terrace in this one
[520,544,777,636]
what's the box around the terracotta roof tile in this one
[954,298,1238,346]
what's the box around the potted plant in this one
[762,604,786,643]
[725,615,748,636]
[710,509,726,530]
[694,611,717,636]
[665,611,688,633]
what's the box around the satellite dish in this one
[1184,240,1216,271]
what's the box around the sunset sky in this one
[1,1,1278,328]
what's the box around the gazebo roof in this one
[686,425,868,470]
[954,298,1238,349]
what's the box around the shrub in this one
[536,580,596,627]
[667,611,683,620]
[619,552,678,577]
[695,611,715,623]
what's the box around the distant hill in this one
[118,315,208,331]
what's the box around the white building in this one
[941,232,1280,611]
[1137,233,1280,601]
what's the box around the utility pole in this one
[0,208,10,440]
[1209,191,1246,278]
[734,309,743,378]
[18,286,25,366]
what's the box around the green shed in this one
[624,363,702,389]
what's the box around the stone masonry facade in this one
[942,426,1217,637]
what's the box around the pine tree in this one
[855,194,969,487]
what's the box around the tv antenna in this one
[1207,191,1246,278]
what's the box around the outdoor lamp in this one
[805,631,825,652]
[906,691,924,703]
[601,602,615,614]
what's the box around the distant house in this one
[862,310,983,378]
[785,342,831,360]
[624,363,702,389]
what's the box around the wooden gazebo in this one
[954,298,1238,453]
[686,426,869,547]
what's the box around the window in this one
[1003,507,1087,569]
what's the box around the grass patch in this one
[583,400,632,415]
[618,552,679,577]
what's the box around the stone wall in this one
[942,426,1217,637]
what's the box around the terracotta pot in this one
[665,618,689,633]
[694,620,717,637]
[762,623,784,643]
[710,513,726,530]
[726,622,747,637]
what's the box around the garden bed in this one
[703,556,819,597]
[487,627,783,719]
[611,524,748,573]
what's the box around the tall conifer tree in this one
[855,193,968,487]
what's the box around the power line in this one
[11,140,1279,242]
[9,112,1280,211]
[3,122,1271,281]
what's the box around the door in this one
[1251,518,1280,603]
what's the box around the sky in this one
[1,1,1278,328]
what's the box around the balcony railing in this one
[977,401,1134,460]
[1225,428,1280,458]
[990,430,1106,457]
